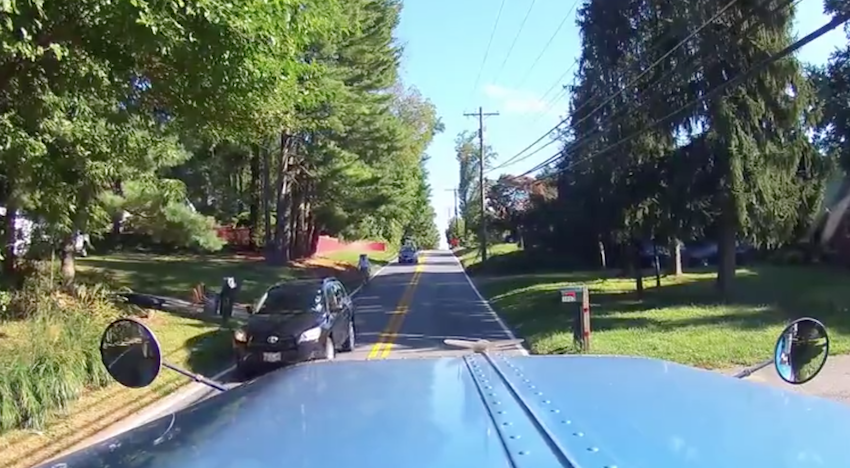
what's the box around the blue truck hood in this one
[42,355,850,468]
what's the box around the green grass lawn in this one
[77,253,294,303]
[465,244,850,369]
[457,243,519,268]
[318,249,398,268]
[78,249,397,304]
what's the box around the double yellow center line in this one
[367,255,425,359]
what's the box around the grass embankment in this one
[318,248,397,269]
[0,276,233,468]
[457,243,520,269]
[77,248,397,305]
[460,243,850,369]
[77,253,298,302]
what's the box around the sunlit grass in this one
[77,253,297,303]
[458,243,519,268]
[319,248,398,267]
[466,248,850,369]
[0,310,232,468]
[77,249,395,305]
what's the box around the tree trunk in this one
[299,197,311,258]
[288,182,302,259]
[110,178,124,247]
[249,145,261,249]
[670,238,683,276]
[62,192,91,288]
[269,132,293,265]
[716,204,738,296]
[60,238,76,289]
[2,201,17,278]
[262,143,272,250]
[631,239,644,299]
[598,239,607,269]
[308,218,320,257]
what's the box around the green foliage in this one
[0,269,118,432]
[102,180,223,251]
[0,0,441,274]
[455,130,497,235]
[513,0,835,292]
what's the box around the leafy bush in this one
[767,248,808,265]
[0,268,121,433]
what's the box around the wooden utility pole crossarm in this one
[463,107,499,262]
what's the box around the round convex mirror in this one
[774,318,829,385]
[100,318,163,388]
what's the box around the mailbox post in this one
[561,285,591,352]
[219,277,240,324]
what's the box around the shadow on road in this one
[183,328,237,376]
[351,251,520,357]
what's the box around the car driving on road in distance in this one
[232,277,356,377]
[399,244,419,264]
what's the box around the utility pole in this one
[444,188,458,218]
[463,106,499,262]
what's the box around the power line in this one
[531,2,711,119]
[487,61,578,174]
[499,0,742,173]
[490,58,580,170]
[514,0,581,90]
[467,0,508,108]
[492,0,538,85]
[537,58,579,107]
[527,85,570,127]
[513,0,801,177]
[463,107,500,261]
[523,11,849,184]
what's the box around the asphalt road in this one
[341,249,525,360]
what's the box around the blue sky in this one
[394,0,847,248]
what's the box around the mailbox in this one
[560,287,583,303]
[560,285,591,352]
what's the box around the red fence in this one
[314,236,386,254]
[215,226,385,255]
[216,226,251,246]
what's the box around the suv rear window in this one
[255,284,322,315]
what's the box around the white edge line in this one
[451,250,530,356]
[59,253,399,456]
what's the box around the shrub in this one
[0,268,122,433]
